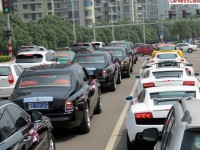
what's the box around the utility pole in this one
[71,0,76,44]
[142,6,146,44]
[111,4,115,41]
[7,13,12,56]
[93,25,96,41]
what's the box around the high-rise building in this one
[13,0,54,22]
[54,0,95,27]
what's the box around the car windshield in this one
[158,46,176,50]
[18,74,72,88]
[74,55,106,64]
[152,71,183,78]
[52,52,70,59]
[150,91,196,99]
[181,129,200,150]
[157,53,178,59]
[0,67,11,76]
[16,54,43,63]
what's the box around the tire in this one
[130,64,133,73]
[79,104,90,134]
[139,53,144,56]
[187,48,193,53]
[94,90,102,114]
[49,134,56,150]
[127,131,135,150]
[110,76,117,91]
[126,67,131,78]
[116,71,121,84]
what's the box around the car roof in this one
[74,50,110,56]
[23,64,82,73]
[146,86,198,93]
[99,46,125,50]
[17,50,49,55]
[174,100,200,126]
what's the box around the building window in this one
[84,0,92,7]
[32,14,36,20]
[31,4,35,11]
[48,2,52,10]
[24,14,28,19]
[38,3,41,8]
[67,1,79,9]
[39,13,42,17]
[85,10,92,16]
[55,3,61,8]
[86,19,92,26]
[48,12,52,15]
[23,4,27,9]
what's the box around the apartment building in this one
[54,0,95,27]
[13,0,54,22]
[0,1,2,13]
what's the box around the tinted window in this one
[157,54,178,59]
[0,107,16,142]
[18,74,72,88]
[138,90,145,102]
[16,54,43,63]
[6,104,29,130]
[152,71,183,79]
[150,91,196,99]
[181,129,200,150]
[74,55,106,64]
[0,67,11,76]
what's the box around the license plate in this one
[87,70,93,75]
[28,102,49,110]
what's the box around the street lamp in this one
[71,0,76,43]
[102,0,120,41]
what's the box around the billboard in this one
[169,0,200,4]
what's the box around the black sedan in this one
[9,64,102,133]
[73,51,121,91]
[98,47,132,78]
[0,100,55,150]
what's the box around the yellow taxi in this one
[152,44,184,58]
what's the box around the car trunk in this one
[154,78,183,86]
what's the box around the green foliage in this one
[0,14,200,55]
[0,55,12,62]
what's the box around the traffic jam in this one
[0,42,200,150]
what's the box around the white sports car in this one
[125,86,200,149]
[142,61,194,76]
[149,52,187,64]
[136,67,199,95]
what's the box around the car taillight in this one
[8,75,14,84]
[183,81,195,86]
[65,101,73,112]
[102,70,107,77]
[67,60,72,64]
[143,82,155,88]
[88,50,94,53]
[180,58,185,62]
[135,112,153,119]
[150,59,154,63]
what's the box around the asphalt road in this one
[55,50,200,150]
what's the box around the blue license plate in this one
[87,70,93,75]
[28,102,49,110]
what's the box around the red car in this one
[135,44,154,56]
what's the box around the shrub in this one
[0,55,12,62]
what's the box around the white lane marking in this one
[105,60,147,150]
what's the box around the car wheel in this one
[79,104,91,133]
[126,68,131,78]
[130,64,133,73]
[187,48,193,53]
[110,77,117,91]
[116,71,121,84]
[127,131,135,150]
[49,134,56,150]
[94,90,102,114]
[139,53,144,56]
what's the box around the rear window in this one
[158,46,176,50]
[52,52,70,58]
[74,55,106,64]
[101,49,124,57]
[16,54,43,63]
[150,91,196,99]
[18,74,72,88]
[108,43,128,49]
[157,54,178,59]
[72,43,90,47]
[152,71,183,78]
[181,129,200,150]
[0,67,11,76]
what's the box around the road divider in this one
[105,60,147,150]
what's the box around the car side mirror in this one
[143,128,159,142]
[194,72,200,77]
[31,111,42,123]
[135,75,141,79]
[124,96,134,102]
